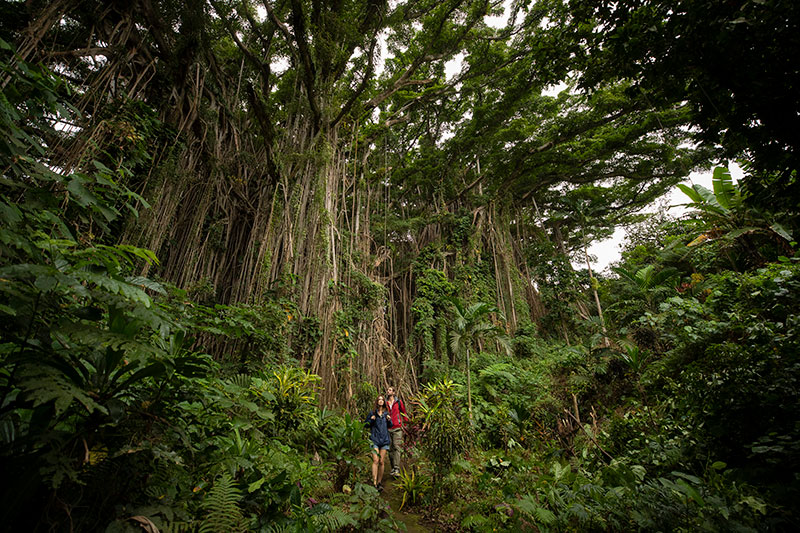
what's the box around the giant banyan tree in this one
[4,0,708,404]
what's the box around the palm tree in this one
[610,264,681,312]
[449,299,512,419]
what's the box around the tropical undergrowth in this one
[391,174,798,531]
[3,29,800,533]
[0,44,401,532]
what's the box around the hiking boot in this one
[390,468,400,477]
[377,483,384,492]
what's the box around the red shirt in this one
[387,398,408,428]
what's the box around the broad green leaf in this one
[692,184,723,210]
[92,160,113,173]
[770,221,793,241]
[711,166,735,209]
[66,176,99,208]
[676,183,703,204]
[112,362,166,395]
[248,477,266,493]
[726,227,761,240]
[675,478,705,506]
[34,275,58,292]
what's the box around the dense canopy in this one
[1,1,798,531]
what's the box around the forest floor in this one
[381,469,431,532]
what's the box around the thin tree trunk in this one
[466,347,472,419]
[584,240,609,347]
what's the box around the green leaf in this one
[19,367,107,416]
[0,200,23,225]
[92,160,113,173]
[677,183,703,204]
[770,221,793,242]
[113,363,166,396]
[534,506,557,524]
[740,496,767,515]
[675,478,705,506]
[693,184,722,210]
[66,176,99,208]
[726,227,761,240]
[672,471,701,485]
[126,276,165,294]
[248,477,266,493]
[711,166,735,209]
[117,245,160,266]
[34,275,58,292]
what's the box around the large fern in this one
[311,505,356,531]
[199,474,246,533]
[461,513,489,529]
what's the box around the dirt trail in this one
[381,470,431,532]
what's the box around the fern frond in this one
[312,505,356,531]
[199,474,245,533]
[261,521,296,533]
[461,513,488,528]
[18,366,106,416]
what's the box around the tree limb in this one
[289,0,321,130]
[329,37,378,129]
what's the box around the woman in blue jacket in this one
[365,395,393,490]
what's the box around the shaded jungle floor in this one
[380,469,431,533]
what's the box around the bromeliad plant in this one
[271,366,320,433]
[396,466,431,511]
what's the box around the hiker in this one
[365,394,392,491]
[386,386,409,476]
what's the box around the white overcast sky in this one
[587,162,744,273]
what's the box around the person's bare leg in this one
[378,449,388,484]
[371,452,379,486]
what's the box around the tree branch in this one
[210,0,273,90]
[329,37,378,129]
[289,0,321,130]
[46,47,111,58]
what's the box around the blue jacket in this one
[365,409,393,447]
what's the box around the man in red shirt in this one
[385,386,408,476]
